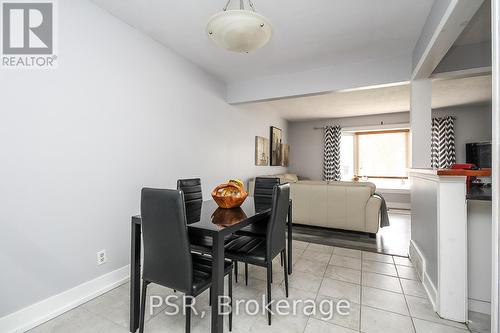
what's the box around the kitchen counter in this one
[437,168,492,177]
[467,186,492,201]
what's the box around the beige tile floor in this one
[29,241,488,333]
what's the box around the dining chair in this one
[139,188,233,333]
[254,177,281,208]
[224,183,290,326]
[238,177,280,236]
[177,178,203,222]
[177,178,213,254]
[236,177,282,284]
[177,178,241,280]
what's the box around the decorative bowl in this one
[211,183,248,209]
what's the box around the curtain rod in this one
[313,122,410,130]
[313,116,454,130]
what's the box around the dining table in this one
[129,197,293,333]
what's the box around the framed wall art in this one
[270,126,282,166]
[255,136,269,166]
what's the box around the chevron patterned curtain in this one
[431,116,456,169]
[323,125,342,181]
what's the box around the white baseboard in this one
[409,240,438,310]
[469,299,491,315]
[386,202,411,210]
[0,265,130,333]
[409,240,425,280]
[423,271,438,311]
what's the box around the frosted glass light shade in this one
[206,10,272,53]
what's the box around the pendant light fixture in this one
[206,0,272,53]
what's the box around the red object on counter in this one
[450,164,476,170]
[450,163,476,192]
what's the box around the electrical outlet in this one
[97,250,106,265]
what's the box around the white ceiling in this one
[92,0,435,82]
[248,75,492,121]
[454,0,491,46]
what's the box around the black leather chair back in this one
[266,183,290,260]
[177,178,203,224]
[140,188,193,292]
[254,177,280,210]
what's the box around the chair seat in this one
[224,236,267,266]
[190,233,239,254]
[236,220,268,238]
[191,253,232,295]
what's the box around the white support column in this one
[410,79,432,169]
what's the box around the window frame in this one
[354,129,410,180]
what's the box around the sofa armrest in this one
[365,196,382,234]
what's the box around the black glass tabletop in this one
[133,197,271,236]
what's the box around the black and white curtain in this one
[323,125,342,181]
[431,116,456,169]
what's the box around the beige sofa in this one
[248,174,382,234]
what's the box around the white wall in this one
[410,174,439,287]
[0,0,288,318]
[433,41,492,74]
[434,104,493,163]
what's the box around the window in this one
[355,129,410,178]
[340,133,355,180]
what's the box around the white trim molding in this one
[341,123,410,133]
[424,271,439,311]
[469,298,491,315]
[387,202,412,210]
[0,265,130,333]
[410,240,438,309]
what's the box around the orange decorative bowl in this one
[211,183,248,209]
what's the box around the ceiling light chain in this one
[248,0,256,11]
[223,0,256,12]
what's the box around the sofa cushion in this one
[296,180,328,185]
[326,181,376,195]
[289,180,381,234]
[282,173,299,183]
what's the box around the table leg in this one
[288,199,293,275]
[211,234,225,333]
[130,221,141,332]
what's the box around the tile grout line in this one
[395,255,418,333]
[309,248,365,333]
[305,246,330,333]
[396,257,472,333]
[359,252,364,333]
